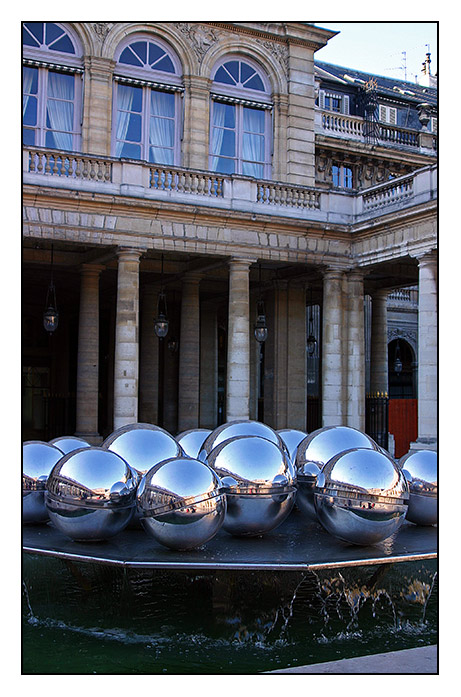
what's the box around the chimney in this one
[416,51,437,88]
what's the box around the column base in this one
[409,438,437,452]
[75,432,103,446]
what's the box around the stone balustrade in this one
[23,147,436,224]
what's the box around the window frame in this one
[319,90,350,115]
[209,56,273,179]
[22,22,83,152]
[112,35,183,165]
[378,104,398,125]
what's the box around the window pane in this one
[23,22,43,46]
[23,128,36,145]
[151,90,175,117]
[332,165,340,186]
[242,161,263,178]
[23,66,38,94]
[243,107,264,133]
[212,128,235,157]
[149,146,174,165]
[48,71,74,100]
[148,42,165,66]
[240,62,256,84]
[130,41,147,65]
[243,74,265,91]
[118,83,142,112]
[45,130,72,150]
[45,23,64,45]
[154,55,175,73]
[23,96,37,125]
[46,100,74,132]
[225,61,240,82]
[214,65,235,85]
[214,157,235,175]
[119,46,143,67]
[124,112,142,142]
[213,102,235,128]
[243,132,264,161]
[150,117,174,147]
[51,35,75,54]
[118,142,141,159]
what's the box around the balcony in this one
[23,147,436,227]
[315,109,437,154]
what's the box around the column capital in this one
[80,263,105,276]
[182,271,203,285]
[409,248,437,264]
[322,265,346,280]
[116,246,145,261]
[228,256,258,269]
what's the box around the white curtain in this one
[242,107,264,177]
[210,101,227,171]
[23,67,35,118]
[115,84,136,157]
[46,72,74,150]
[149,90,174,165]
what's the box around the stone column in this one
[113,248,142,430]
[182,75,211,171]
[200,300,218,429]
[322,267,346,426]
[287,283,307,430]
[75,263,105,444]
[346,271,366,430]
[139,285,159,425]
[370,289,389,394]
[412,251,437,450]
[267,280,288,428]
[177,273,201,432]
[226,258,255,422]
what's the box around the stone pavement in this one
[266,645,437,674]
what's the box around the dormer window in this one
[379,104,397,125]
[210,57,272,179]
[319,90,350,115]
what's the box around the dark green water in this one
[22,554,437,674]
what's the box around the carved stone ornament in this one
[255,39,289,79]
[175,23,219,63]
[93,23,113,43]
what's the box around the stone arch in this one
[100,22,198,76]
[200,37,287,95]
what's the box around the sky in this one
[315,22,438,82]
[313,22,438,84]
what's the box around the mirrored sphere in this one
[176,429,212,459]
[294,426,380,521]
[49,436,91,454]
[45,447,138,541]
[314,448,409,546]
[199,420,288,462]
[137,457,226,550]
[277,429,308,464]
[23,441,64,523]
[206,435,296,537]
[102,423,184,478]
[399,449,437,526]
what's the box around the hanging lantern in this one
[394,340,403,374]
[254,264,268,343]
[43,245,59,334]
[154,254,169,339]
[306,286,317,356]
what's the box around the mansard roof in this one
[315,60,437,108]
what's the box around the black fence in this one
[365,392,389,450]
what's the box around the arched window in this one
[22,22,83,151]
[210,57,272,179]
[113,37,183,165]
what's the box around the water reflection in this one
[22,555,437,674]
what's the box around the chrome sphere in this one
[23,441,64,523]
[176,429,212,459]
[399,450,437,526]
[137,457,226,550]
[277,429,308,463]
[45,447,138,541]
[102,423,184,478]
[315,448,409,546]
[294,426,380,521]
[199,420,288,462]
[206,435,296,537]
[49,436,91,454]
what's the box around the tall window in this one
[113,37,183,165]
[210,58,272,179]
[22,22,83,151]
[332,163,354,189]
[319,90,350,115]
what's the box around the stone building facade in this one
[22,21,437,451]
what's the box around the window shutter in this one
[342,95,350,115]
[379,105,386,122]
[389,107,397,125]
[319,90,325,109]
